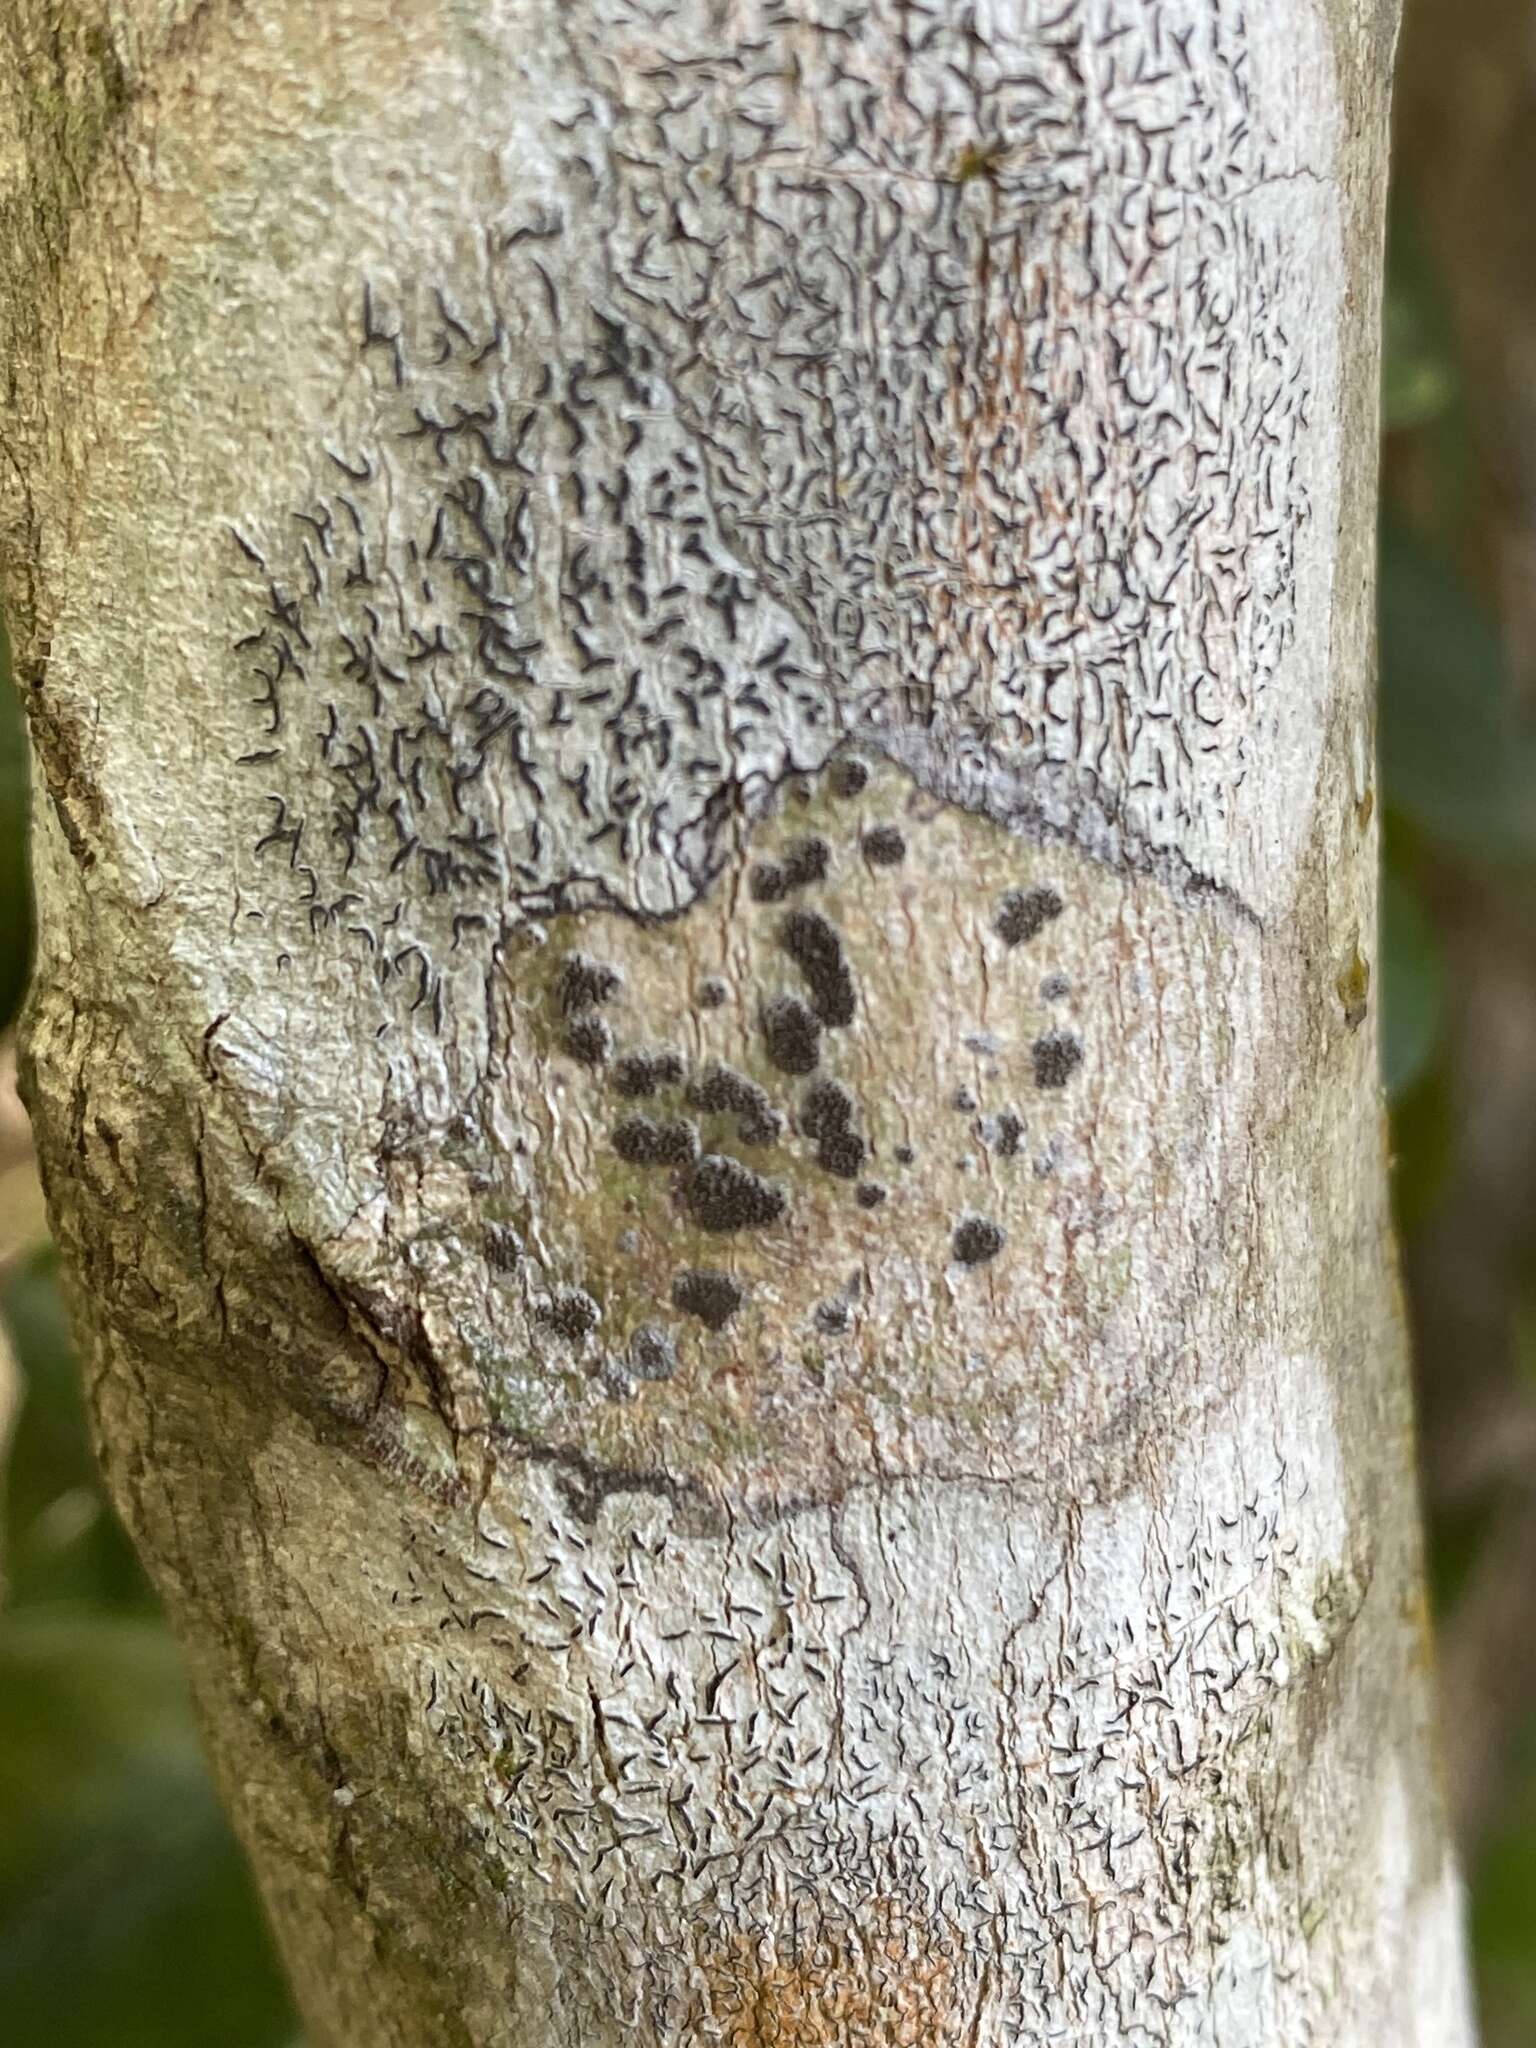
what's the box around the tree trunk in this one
[0,1,1476,2042]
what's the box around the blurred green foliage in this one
[0,164,1534,2048]
[1379,166,1536,2042]
[1381,525,1536,865]
[1476,1718,1536,2047]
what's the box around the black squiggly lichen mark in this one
[233,4,1321,1047]
[232,275,850,969]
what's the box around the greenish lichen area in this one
[2,17,130,275]
[0,11,135,660]
[432,753,1247,1506]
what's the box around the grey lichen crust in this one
[225,0,1341,1003]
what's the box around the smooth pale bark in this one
[0,1,1475,2043]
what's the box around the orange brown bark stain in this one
[693,1896,959,2047]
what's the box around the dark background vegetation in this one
[4,5,1536,2037]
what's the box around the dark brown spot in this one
[818,1128,866,1180]
[560,953,622,1013]
[671,1269,744,1331]
[994,887,1064,948]
[688,1061,783,1146]
[611,1046,686,1098]
[749,859,788,903]
[539,1287,601,1339]
[779,908,856,1028]
[800,1078,855,1139]
[563,1015,613,1066]
[750,836,830,902]
[798,1078,868,1175]
[1031,1030,1083,1089]
[760,993,822,1076]
[855,1180,887,1209]
[483,1223,523,1273]
[612,1114,701,1167]
[782,835,831,888]
[862,823,907,866]
[986,1109,1026,1158]
[830,755,869,798]
[814,1298,852,1335]
[696,977,729,1009]
[951,1216,1005,1266]
[684,1154,787,1233]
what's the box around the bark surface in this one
[0,1,1475,2042]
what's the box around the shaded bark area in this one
[1,0,1472,2041]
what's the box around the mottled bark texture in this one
[0,1,1475,2042]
